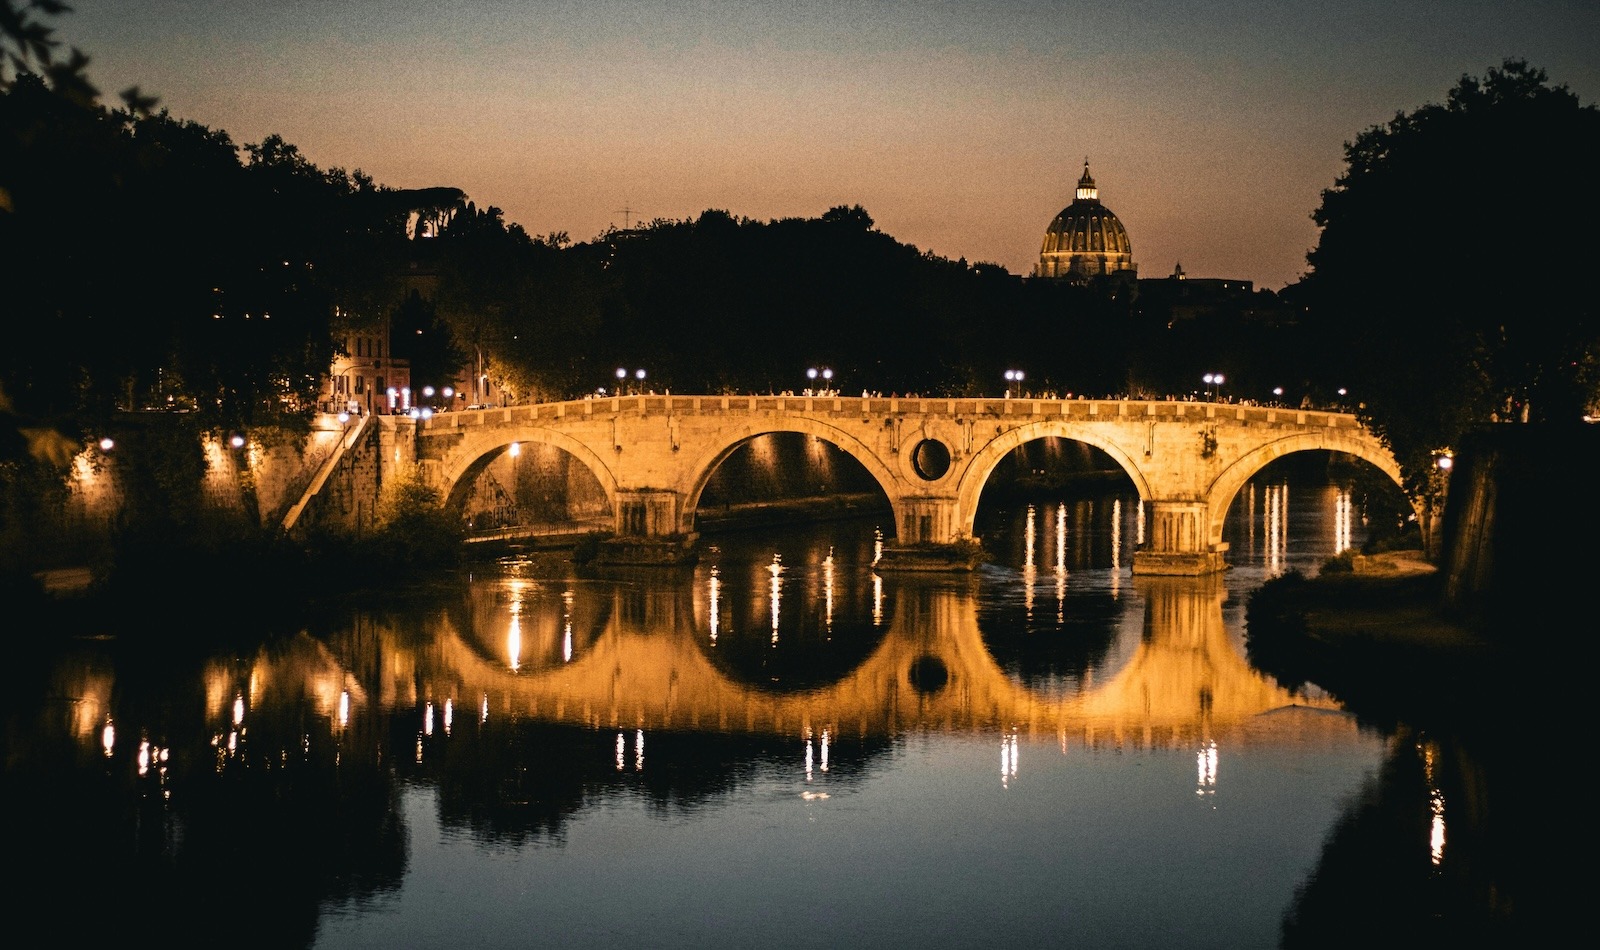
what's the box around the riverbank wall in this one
[1437,423,1600,629]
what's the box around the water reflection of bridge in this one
[327,573,1354,751]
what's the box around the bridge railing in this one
[417,395,1360,432]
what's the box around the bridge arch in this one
[1204,430,1408,550]
[952,420,1153,539]
[434,426,620,515]
[676,415,902,535]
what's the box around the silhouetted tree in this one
[474,205,1129,400]
[1297,59,1600,496]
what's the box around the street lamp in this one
[616,367,646,395]
[1203,373,1225,401]
[1004,369,1024,398]
[806,367,834,395]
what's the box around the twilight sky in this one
[63,0,1600,290]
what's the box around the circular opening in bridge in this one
[908,655,949,694]
[911,439,952,481]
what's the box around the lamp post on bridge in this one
[1004,369,1024,399]
[1203,372,1225,402]
[806,367,834,396]
[615,367,647,395]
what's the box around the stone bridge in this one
[408,394,1401,574]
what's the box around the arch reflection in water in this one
[12,499,1435,950]
[459,573,616,675]
[695,527,888,693]
[367,555,1345,751]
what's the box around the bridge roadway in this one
[409,394,1402,575]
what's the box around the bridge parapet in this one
[419,395,1360,429]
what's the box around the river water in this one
[7,462,1511,947]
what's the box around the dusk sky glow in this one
[67,1,1600,290]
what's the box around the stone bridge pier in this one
[1138,501,1227,575]
[607,488,699,563]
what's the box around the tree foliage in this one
[1298,59,1600,495]
[0,77,428,460]
[439,205,1138,401]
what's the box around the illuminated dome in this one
[1034,160,1137,282]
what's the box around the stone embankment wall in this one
[288,415,413,539]
[15,414,367,568]
[1438,423,1600,627]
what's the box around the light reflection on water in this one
[12,470,1440,949]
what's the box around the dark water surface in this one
[6,471,1506,948]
